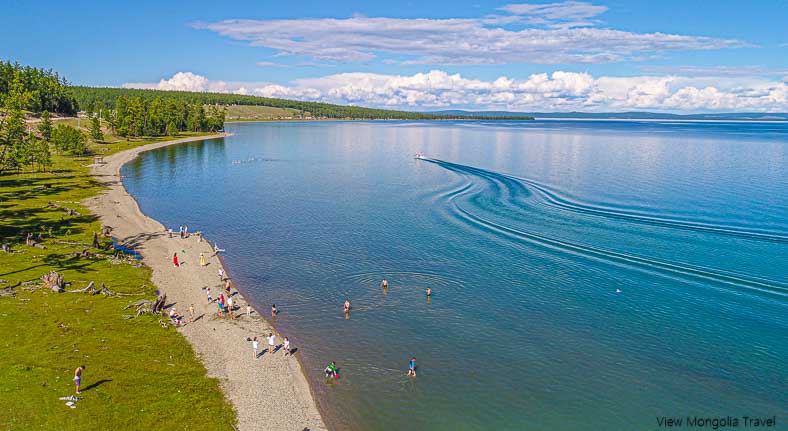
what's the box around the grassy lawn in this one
[0,131,236,430]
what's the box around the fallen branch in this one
[67,281,96,294]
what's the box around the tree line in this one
[104,96,225,138]
[0,60,79,115]
[73,86,535,121]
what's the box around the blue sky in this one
[2,0,787,112]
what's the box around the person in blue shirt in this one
[408,357,417,377]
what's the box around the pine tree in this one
[38,110,53,141]
[89,113,104,142]
[0,72,31,173]
[33,138,51,172]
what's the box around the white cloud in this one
[192,10,748,66]
[123,70,788,113]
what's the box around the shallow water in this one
[123,120,788,430]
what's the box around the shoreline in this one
[84,134,327,431]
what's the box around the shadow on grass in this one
[81,379,112,392]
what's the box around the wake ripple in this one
[420,158,788,299]
[422,158,788,244]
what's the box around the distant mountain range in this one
[430,110,788,121]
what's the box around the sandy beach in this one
[85,135,327,431]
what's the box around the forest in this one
[73,86,535,121]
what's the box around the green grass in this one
[0,132,236,430]
[224,104,303,120]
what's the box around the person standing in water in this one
[426,287,431,297]
[325,361,338,379]
[74,365,85,394]
[344,299,351,313]
[271,304,277,317]
[408,357,417,377]
[199,252,206,267]
[381,279,388,289]
[172,253,179,268]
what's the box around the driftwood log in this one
[26,233,45,249]
[46,201,81,216]
[124,294,167,318]
[69,281,97,294]
[41,271,65,292]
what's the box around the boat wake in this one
[420,157,788,299]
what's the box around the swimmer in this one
[407,357,417,377]
[381,279,388,289]
[343,299,351,313]
[426,287,431,296]
[616,289,621,293]
[271,304,277,317]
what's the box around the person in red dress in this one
[173,252,179,267]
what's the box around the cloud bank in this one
[191,2,747,65]
[123,70,788,113]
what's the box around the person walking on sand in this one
[227,296,234,312]
[199,252,206,267]
[268,333,276,355]
[179,225,184,239]
[218,268,225,280]
[252,337,259,360]
[206,288,212,304]
[283,337,291,356]
[188,304,195,323]
[225,279,231,294]
[219,293,225,309]
[246,305,252,318]
[184,225,189,238]
[173,253,179,268]
[408,357,417,377]
[74,365,85,394]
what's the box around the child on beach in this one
[252,337,259,360]
[173,253,179,268]
[199,252,206,267]
[268,333,276,354]
[217,301,224,317]
[283,337,291,356]
[218,268,225,280]
[246,305,252,317]
[408,357,417,377]
[206,288,212,304]
[188,304,195,322]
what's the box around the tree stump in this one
[41,271,65,293]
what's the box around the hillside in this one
[72,87,534,121]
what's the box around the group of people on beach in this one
[251,331,292,360]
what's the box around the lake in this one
[122,120,787,430]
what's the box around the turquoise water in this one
[123,121,787,430]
